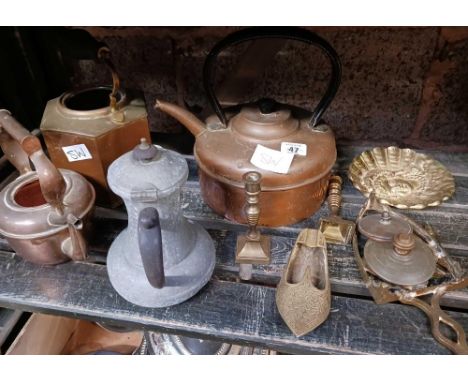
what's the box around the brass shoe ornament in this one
[236,171,271,280]
[276,229,331,337]
[319,175,355,245]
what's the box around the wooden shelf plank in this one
[0,252,466,355]
[2,216,467,309]
[0,146,467,354]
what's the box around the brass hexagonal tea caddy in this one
[354,193,468,355]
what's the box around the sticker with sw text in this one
[281,142,307,156]
[62,144,93,162]
[250,144,294,174]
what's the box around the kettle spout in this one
[155,100,206,137]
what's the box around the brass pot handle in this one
[203,26,342,128]
[326,175,343,216]
[399,278,468,355]
[0,110,66,214]
[97,46,121,112]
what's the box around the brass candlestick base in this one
[319,175,355,245]
[236,234,271,265]
[236,172,271,274]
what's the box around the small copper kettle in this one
[156,27,341,227]
[0,110,95,265]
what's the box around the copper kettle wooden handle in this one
[203,26,342,127]
[0,129,31,175]
[0,110,66,213]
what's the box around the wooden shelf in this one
[0,145,467,354]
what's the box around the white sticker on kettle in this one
[62,144,93,162]
[250,144,294,174]
[281,142,307,156]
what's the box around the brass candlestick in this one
[319,175,355,245]
[236,172,271,279]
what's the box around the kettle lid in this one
[107,138,188,200]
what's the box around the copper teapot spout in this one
[155,100,206,137]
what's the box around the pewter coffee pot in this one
[106,138,215,307]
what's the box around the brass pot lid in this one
[364,233,437,286]
[348,147,455,209]
[358,211,412,242]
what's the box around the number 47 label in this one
[281,142,307,156]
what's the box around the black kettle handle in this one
[203,26,342,128]
[138,207,165,289]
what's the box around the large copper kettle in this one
[156,27,341,227]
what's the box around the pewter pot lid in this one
[364,233,437,286]
[107,138,188,200]
[358,211,412,242]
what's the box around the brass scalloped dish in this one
[348,147,455,209]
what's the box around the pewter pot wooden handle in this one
[138,207,165,289]
[203,26,342,127]
[0,110,66,214]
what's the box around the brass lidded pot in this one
[357,208,437,287]
[40,48,151,207]
[364,233,437,286]
[0,110,95,265]
[157,27,341,227]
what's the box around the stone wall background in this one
[72,27,468,152]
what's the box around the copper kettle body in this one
[0,110,95,265]
[156,27,341,227]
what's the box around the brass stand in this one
[236,172,271,280]
[319,175,355,245]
